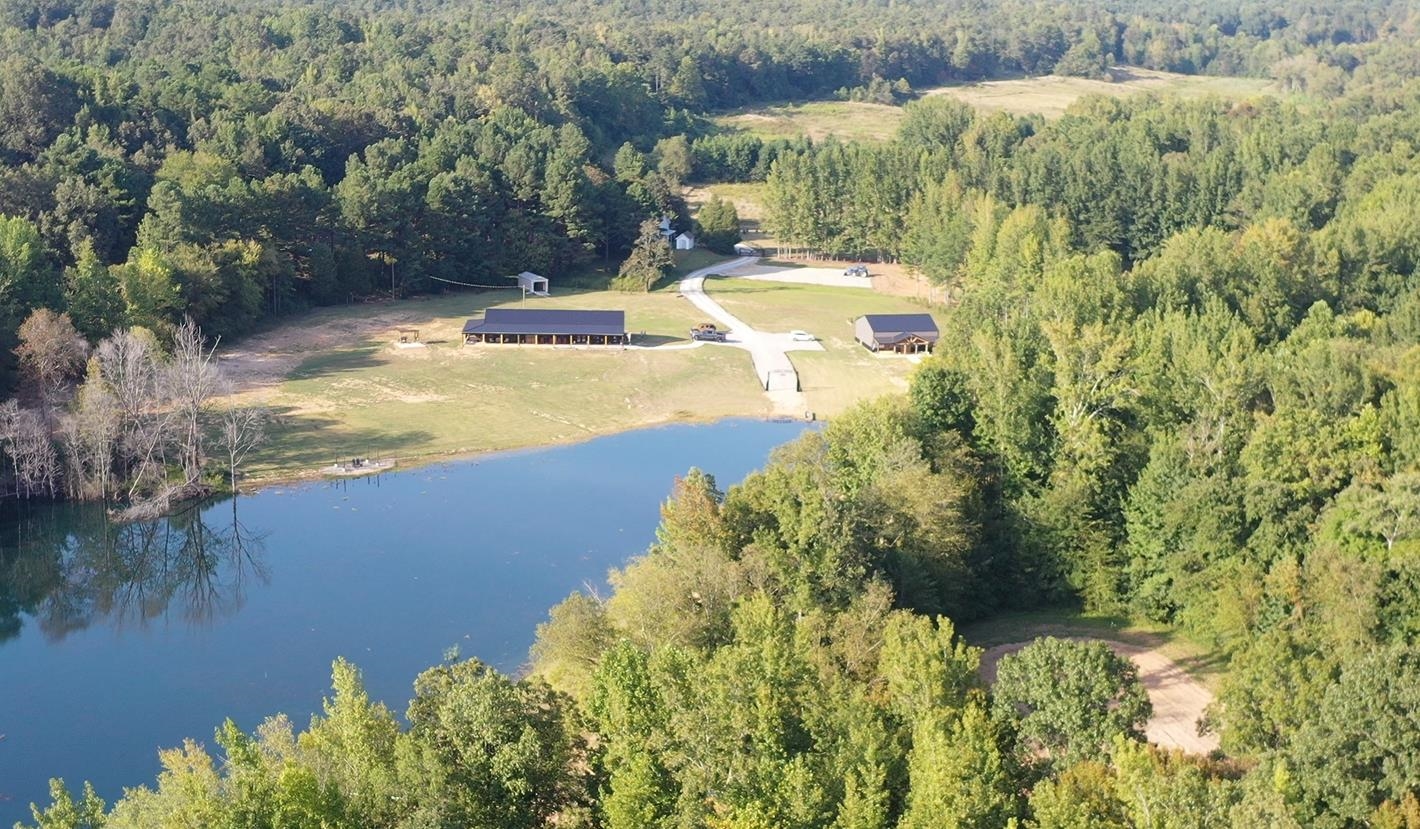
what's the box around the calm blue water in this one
[0,419,810,823]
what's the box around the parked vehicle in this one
[691,322,727,342]
[844,264,870,278]
[789,330,815,342]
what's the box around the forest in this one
[4,0,1420,825]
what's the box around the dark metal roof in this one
[859,313,939,344]
[463,308,626,336]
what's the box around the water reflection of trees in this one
[0,498,268,644]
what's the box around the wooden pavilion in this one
[462,308,627,346]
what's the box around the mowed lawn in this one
[704,277,946,415]
[240,283,771,478]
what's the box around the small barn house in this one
[854,314,939,354]
[674,232,696,251]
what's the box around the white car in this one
[789,330,816,342]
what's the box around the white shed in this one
[674,232,696,251]
[516,272,549,296]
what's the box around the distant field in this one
[714,67,1277,141]
[926,67,1276,119]
[715,100,904,143]
[703,277,944,415]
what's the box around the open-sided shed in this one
[462,308,627,345]
[854,313,939,354]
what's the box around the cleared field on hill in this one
[926,67,1275,118]
[716,100,905,142]
[714,67,1276,141]
[222,259,772,480]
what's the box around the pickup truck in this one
[690,322,727,342]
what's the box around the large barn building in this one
[854,314,939,354]
[462,309,627,345]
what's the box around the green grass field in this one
[242,278,770,478]
[715,100,905,143]
[230,258,956,480]
[713,68,1277,141]
[703,277,945,415]
[260,344,770,474]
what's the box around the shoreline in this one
[238,410,817,495]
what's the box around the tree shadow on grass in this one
[256,408,436,470]
[285,345,386,382]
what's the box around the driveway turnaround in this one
[679,257,824,414]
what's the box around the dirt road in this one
[979,637,1220,755]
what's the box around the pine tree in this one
[613,219,674,292]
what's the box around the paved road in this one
[678,257,824,412]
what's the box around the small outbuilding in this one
[854,314,939,354]
[462,308,627,346]
[516,272,550,296]
[674,232,696,251]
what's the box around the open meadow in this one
[925,66,1276,118]
[715,99,905,142]
[218,259,953,480]
[225,275,773,480]
[714,67,1277,141]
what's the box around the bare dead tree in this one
[96,329,160,425]
[0,402,60,498]
[166,318,221,492]
[0,399,14,496]
[96,328,168,496]
[217,395,270,493]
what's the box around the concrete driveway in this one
[679,257,823,414]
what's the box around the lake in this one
[0,418,811,823]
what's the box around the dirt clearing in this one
[980,637,1220,755]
